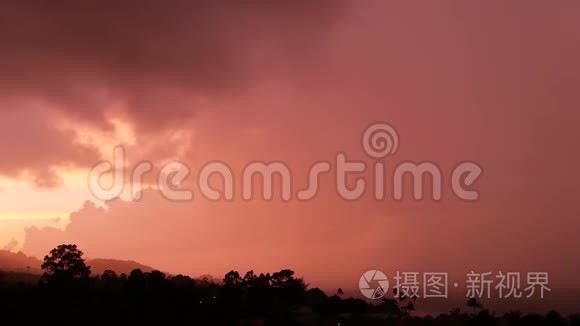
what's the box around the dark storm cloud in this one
[0,0,342,130]
[0,105,101,186]
[0,0,342,185]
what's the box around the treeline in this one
[2,269,578,325]
[0,244,577,325]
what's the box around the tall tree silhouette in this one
[40,244,91,286]
[223,270,243,287]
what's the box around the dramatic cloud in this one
[0,104,101,187]
[2,238,18,252]
[20,183,580,292]
[0,1,341,123]
[0,1,342,185]
[22,189,384,275]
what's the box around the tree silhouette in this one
[101,269,118,282]
[127,268,146,295]
[40,244,91,286]
[271,269,296,288]
[393,287,417,317]
[223,270,243,287]
[148,270,167,290]
[243,270,257,284]
[467,297,483,314]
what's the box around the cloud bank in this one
[0,0,342,185]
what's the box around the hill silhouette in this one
[0,250,41,273]
[85,258,155,275]
[0,250,156,276]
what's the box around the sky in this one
[0,0,579,300]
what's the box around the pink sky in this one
[0,1,578,300]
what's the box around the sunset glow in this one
[0,1,578,322]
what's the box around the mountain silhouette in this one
[0,250,156,276]
[87,258,155,275]
[0,250,41,273]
